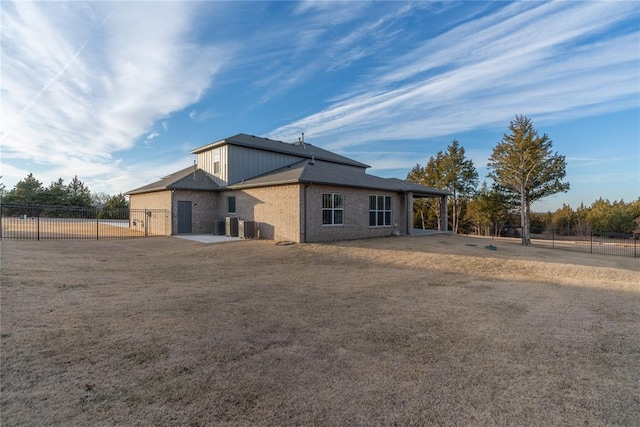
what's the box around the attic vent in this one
[294,132,306,148]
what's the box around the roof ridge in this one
[191,133,370,169]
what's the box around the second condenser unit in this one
[238,220,256,239]
[225,217,239,237]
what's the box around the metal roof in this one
[191,133,370,169]
[126,166,219,195]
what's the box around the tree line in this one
[408,115,639,243]
[0,173,128,210]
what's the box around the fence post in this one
[552,226,555,250]
[96,207,100,240]
[635,236,637,259]
[37,207,40,241]
[590,231,593,254]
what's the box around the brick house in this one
[127,133,449,243]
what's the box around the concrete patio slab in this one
[173,234,243,243]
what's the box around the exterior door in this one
[177,201,192,233]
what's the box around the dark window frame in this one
[227,195,236,214]
[369,195,391,227]
[322,193,344,226]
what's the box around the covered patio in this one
[403,187,449,235]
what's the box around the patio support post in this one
[440,195,448,232]
[406,192,413,235]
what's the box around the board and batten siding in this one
[196,145,229,186]
[197,144,303,186]
[228,145,303,185]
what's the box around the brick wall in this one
[220,185,301,242]
[129,190,172,211]
[172,190,219,234]
[130,190,220,235]
[129,191,172,235]
[304,185,407,242]
[129,185,410,242]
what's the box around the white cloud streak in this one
[1,1,229,192]
[268,2,640,150]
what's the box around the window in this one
[227,196,236,214]
[213,150,221,175]
[369,195,391,227]
[322,193,344,225]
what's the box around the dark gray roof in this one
[229,159,449,196]
[126,166,219,195]
[191,133,370,169]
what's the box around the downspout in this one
[303,183,311,243]
[170,189,175,235]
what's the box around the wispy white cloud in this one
[228,2,427,104]
[146,131,160,142]
[0,1,229,193]
[268,2,640,150]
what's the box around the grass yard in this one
[1,235,639,425]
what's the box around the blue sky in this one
[1,1,638,212]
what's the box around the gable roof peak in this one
[191,133,369,169]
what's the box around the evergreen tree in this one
[3,173,44,205]
[488,115,569,245]
[442,140,478,234]
[407,152,448,230]
[467,181,512,236]
[104,193,129,210]
[67,175,92,207]
[552,204,576,235]
[42,178,70,206]
[407,142,478,233]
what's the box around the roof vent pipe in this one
[309,153,315,165]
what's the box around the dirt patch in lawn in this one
[1,234,639,425]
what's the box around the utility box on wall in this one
[238,220,256,239]
[225,217,239,237]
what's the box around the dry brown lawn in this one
[1,234,639,425]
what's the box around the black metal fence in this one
[531,231,639,258]
[0,204,169,240]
